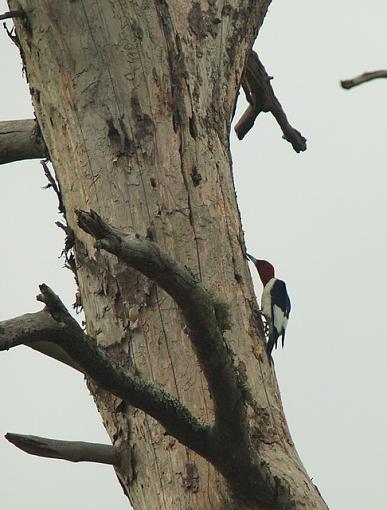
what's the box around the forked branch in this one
[0,287,212,460]
[0,214,280,504]
[76,209,246,440]
[235,51,307,153]
[75,209,278,502]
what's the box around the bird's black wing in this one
[271,280,291,316]
[270,279,291,348]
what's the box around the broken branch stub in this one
[235,51,307,153]
[5,433,121,465]
[0,119,47,165]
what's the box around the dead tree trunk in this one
[1,1,327,508]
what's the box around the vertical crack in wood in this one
[154,0,203,281]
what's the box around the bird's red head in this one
[246,254,275,286]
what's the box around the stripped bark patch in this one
[183,460,199,493]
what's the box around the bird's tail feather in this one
[266,331,278,361]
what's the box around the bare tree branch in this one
[0,297,211,459]
[35,284,213,461]
[0,231,286,502]
[5,433,120,465]
[75,210,280,502]
[0,310,81,371]
[0,286,275,501]
[76,210,246,437]
[341,70,387,89]
[0,119,47,165]
[235,51,307,153]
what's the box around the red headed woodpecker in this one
[246,254,291,359]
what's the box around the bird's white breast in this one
[261,278,276,319]
[273,304,288,333]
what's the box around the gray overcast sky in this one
[1,1,387,509]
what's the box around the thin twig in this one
[235,51,307,153]
[0,10,24,21]
[41,160,65,214]
[341,70,387,89]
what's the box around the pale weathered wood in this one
[5,433,121,465]
[6,1,329,508]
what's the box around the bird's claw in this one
[263,322,270,338]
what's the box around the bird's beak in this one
[246,253,257,264]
